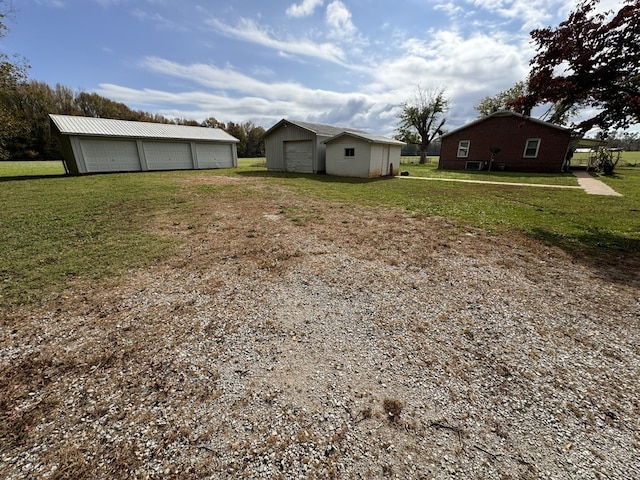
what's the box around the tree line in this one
[0,79,266,160]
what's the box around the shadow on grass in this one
[236,170,394,184]
[531,227,640,288]
[0,174,68,182]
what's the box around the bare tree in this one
[396,87,449,164]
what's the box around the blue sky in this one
[1,0,627,135]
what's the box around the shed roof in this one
[49,114,239,142]
[442,110,571,138]
[263,118,367,138]
[323,131,405,145]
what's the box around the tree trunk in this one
[419,141,429,164]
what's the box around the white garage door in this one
[285,140,313,173]
[195,143,234,169]
[80,139,141,173]
[143,142,193,170]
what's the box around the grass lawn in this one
[398,161,579,185]
[1,159,639,307]
[0,160,67,177]
[0,169,181,305]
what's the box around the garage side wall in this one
[56,134,79,175]
[265,124,316,172]
[326,139,372,178]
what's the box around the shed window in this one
[457,140,470,158]
[523,138,541,158]
[345,148,355,157]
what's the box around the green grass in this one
[572,150,640,167]
[249,165,640,255]
[399,162,579,185]
[0,171,183,306]
[0,160,67,176]
[2,159,639,307]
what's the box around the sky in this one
[1,0,630,136]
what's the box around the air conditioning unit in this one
[465,161,484,171]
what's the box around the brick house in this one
[439,111,575,173]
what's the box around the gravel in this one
[1,175,639,479]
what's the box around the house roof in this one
[263,118,367,138]
[442,110,571,138]
[323,131,405,145]
[49,114,239,142]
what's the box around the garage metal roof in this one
[49,114,239,142]
[264,118,368,138]
[288,119,367,137]
[323,131,405,145]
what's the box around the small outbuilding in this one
[263,119,367,174]
[439,111,578,173]
[50,114,239,175]
[323,131,404,178]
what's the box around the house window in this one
[344,148,355,157]
[523,138,541,158]
[457,140,470,158]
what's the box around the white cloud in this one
[286,0,324,18]
[468,0,565,31]
[325,1,356,38]
[98,15,536,134]
[434,2,464,16]
[97,57,381,128]
[367,29,529,92]
[252,66,275,78]
[98,4,544,132]
[132,9,186,31]
[359,28,533,127]
[35,0,65,6]
[207,17,348,64]
[137,57,361,106]
[94,0,167,5]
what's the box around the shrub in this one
[590,147,621,175]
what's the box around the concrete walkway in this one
[572,170,622,196]
[396,176,582,190]
[395,171,622,196]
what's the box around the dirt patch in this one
[2,175,639,479]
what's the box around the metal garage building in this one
[50,114,239,175]
[263,119,367,174]
[324,132,404,178]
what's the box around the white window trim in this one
[523,138,541,158]
[344,147,355,157]
[457,140,470,158]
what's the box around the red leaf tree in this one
[512,0,640,134]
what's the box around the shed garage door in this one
[285,140,313,173]
[143,142,193,170]
[80,138,141,173]
[196,143,234,169]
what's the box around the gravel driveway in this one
[1,175,639,479]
